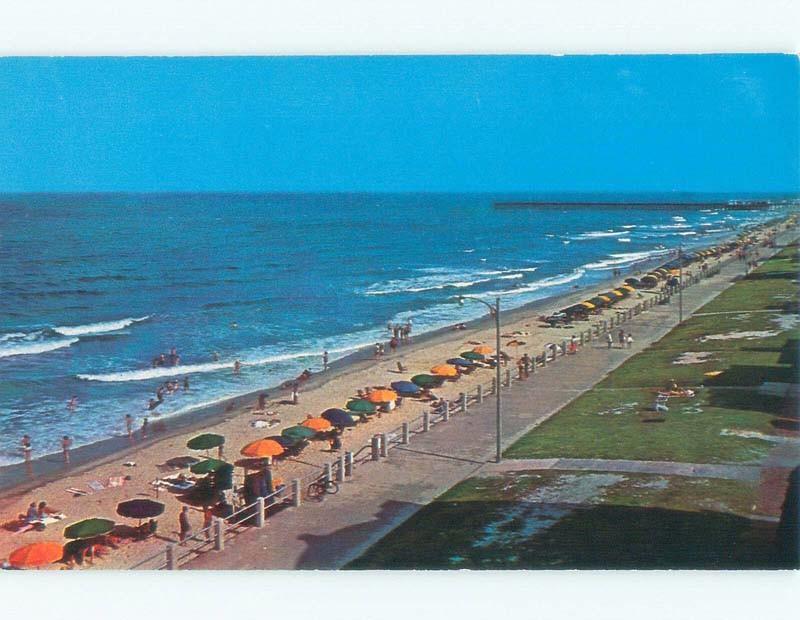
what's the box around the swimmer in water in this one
[67,396,78,410]
[230,322,238,329]
[233,360,242,373]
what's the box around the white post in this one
[292,479,302,507]
[491,376,498,393]
[336,454,346,482]
[165,544,176,570]
[561,340,567,356]
[324,462,332,483]
[255,497,265,528]
[423,410,430,432]
[371,435,381,460]
[401,422,410,444]
[214,517,224,551]
[442,404,450,422]
[379,433,388,457]
[460,392,467,412]
[477,384,483,403]
[345,451,354,477]
[579,331,585,346]
[505,368,511,386]
[542,349,548,366]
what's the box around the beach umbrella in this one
[411,374,444,388]
[621,285,636,294]
[390,381,422,396]
[459,351,485,361]
[322,408,357,427]
[366,389,398,403]
[241,438,285,458]
[190,458,228,474]
[265,434,298,448]
[610,289,625,298]
[165,456,200,469]
[472,345,494,355]
[580,301,596,310]
[430,364,458,377]
[598,294,614,304]
[64,518,115,540]
[8,542,63,568]
[447,357,474,367]
[301,417,333,432]
[186,433,225,451]
[345,399,377,414]
[282,425,316,441]
[116,499,165,521]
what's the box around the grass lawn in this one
[348,470,783,569]
[504,245,800,463]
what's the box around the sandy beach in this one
[0,219,786,569]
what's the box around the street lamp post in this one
[678,244,683,324]
[459,295,502,463]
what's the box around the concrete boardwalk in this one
[183,236,793,570]
[479,458,761,482]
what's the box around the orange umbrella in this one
[472,345,494,355]
[9,542,63,568]
[430,364,458,377]
[301,417,333,432]
[366,389,398,403]
[240,438,285,458]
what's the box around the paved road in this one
[183,232,796,570]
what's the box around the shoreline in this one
[0,217,783,499]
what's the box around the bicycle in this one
[306,478,339,501]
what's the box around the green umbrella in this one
[64,518,115,540]
[345,399,377,414]
[460,351,485,361]
[281,425,316,441]
[190,458,228,474]
[411,374,444,388]
[186,433,225,451]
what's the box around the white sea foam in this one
[0,337,78,358]
[569,230,626,240]
[479,269,586,297]
[620,225,637,229]
[0,332,26,342]
[617,238,631,243]
[53,316,150,336]
[363,268,535,296]
[583,249,671,271]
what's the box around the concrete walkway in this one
[479,457,761,481]
[183,232,796,570]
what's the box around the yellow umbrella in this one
[598,295,612,303]
[472,345,494,355]
[431,364,458,377]
[610,290,624,298]
[366,389,398,403]
[621,285,636,293]
[580,301,596,309]
[240,439,285,458]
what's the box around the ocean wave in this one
[617,238,631,243]
[53,316,150,336]
[569,230,626,240]
[0,337,78,359]
[583,249,672,271]
[364,268,534,296]
[479,269,586,298]
[620,225,637,229]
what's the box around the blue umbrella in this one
[321,408,357,427]
[447,357,474,368]
[390,381,421,396]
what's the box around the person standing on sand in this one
[61,435,72,463]
[125,414,134,439]
[322,350,329,371]
[141,417,149,439]
[291,383,299,405]
[179,506,192,544]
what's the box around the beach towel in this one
[87,480,106,492]
[107,476,125,487]
[66,487,90,496]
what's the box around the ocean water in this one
[0,193,790,464]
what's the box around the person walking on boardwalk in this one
[626,333,634,349]
[618,329,625,347]
[606,332,613,349]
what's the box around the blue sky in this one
[0,55,797,193]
